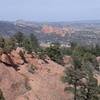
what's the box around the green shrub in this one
[45,43,63,64]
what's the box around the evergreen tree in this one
[3,37,16,53]
[77,75,100,100]
[23,34,39,53]
[77,62,100,100]
[62,57,85,100]
[23,37,33,53]
[0,89,5,100]
[62,58,100,100]
[14,32,24,47]
[45,43,63,64]
[29,33,39,51]
[82,52,99,71]
[0,36,5,48]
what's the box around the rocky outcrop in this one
[0,48,73,100]
[0,47,26,70]
[0,53,19,70]
[11,50,24,65]
[0,54,12,65]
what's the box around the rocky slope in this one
[0,48,72,100]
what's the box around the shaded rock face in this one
[0,63,28,100]
[0,53,18,70]
[0,54,11,64]
[0,47,32,67]
[0,47,30,70]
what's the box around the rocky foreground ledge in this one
[0,47,72,100]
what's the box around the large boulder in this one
[0,54,13,65]
[0,53,19,70]
[11,50,24,65]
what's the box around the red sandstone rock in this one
[0,63,28,100]
[0,50,73,100]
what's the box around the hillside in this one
[0,48,72,100]
[0,35,100,100]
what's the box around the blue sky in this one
[0,0,100,21]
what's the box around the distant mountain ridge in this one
[0,20,100,46]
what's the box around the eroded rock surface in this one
[0,49,72,100]
[0,63,28,100]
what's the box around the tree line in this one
[0,32,39,53]
[62,43,100,100]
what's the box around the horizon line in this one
[1,19,100,23]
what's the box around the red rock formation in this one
[41,25,75,37]
[0,48,73,100]
[11,50,24,65]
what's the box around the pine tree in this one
[3,37,16,53]
[14,32,24,47]
[29,33,39,51]
[77,62,100,100]
[0,89,5,100]
[0,36,5,48]
[45,43,63,64]
[62,57,100,100]
[23,37,33,53]
[62,57,85,100]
